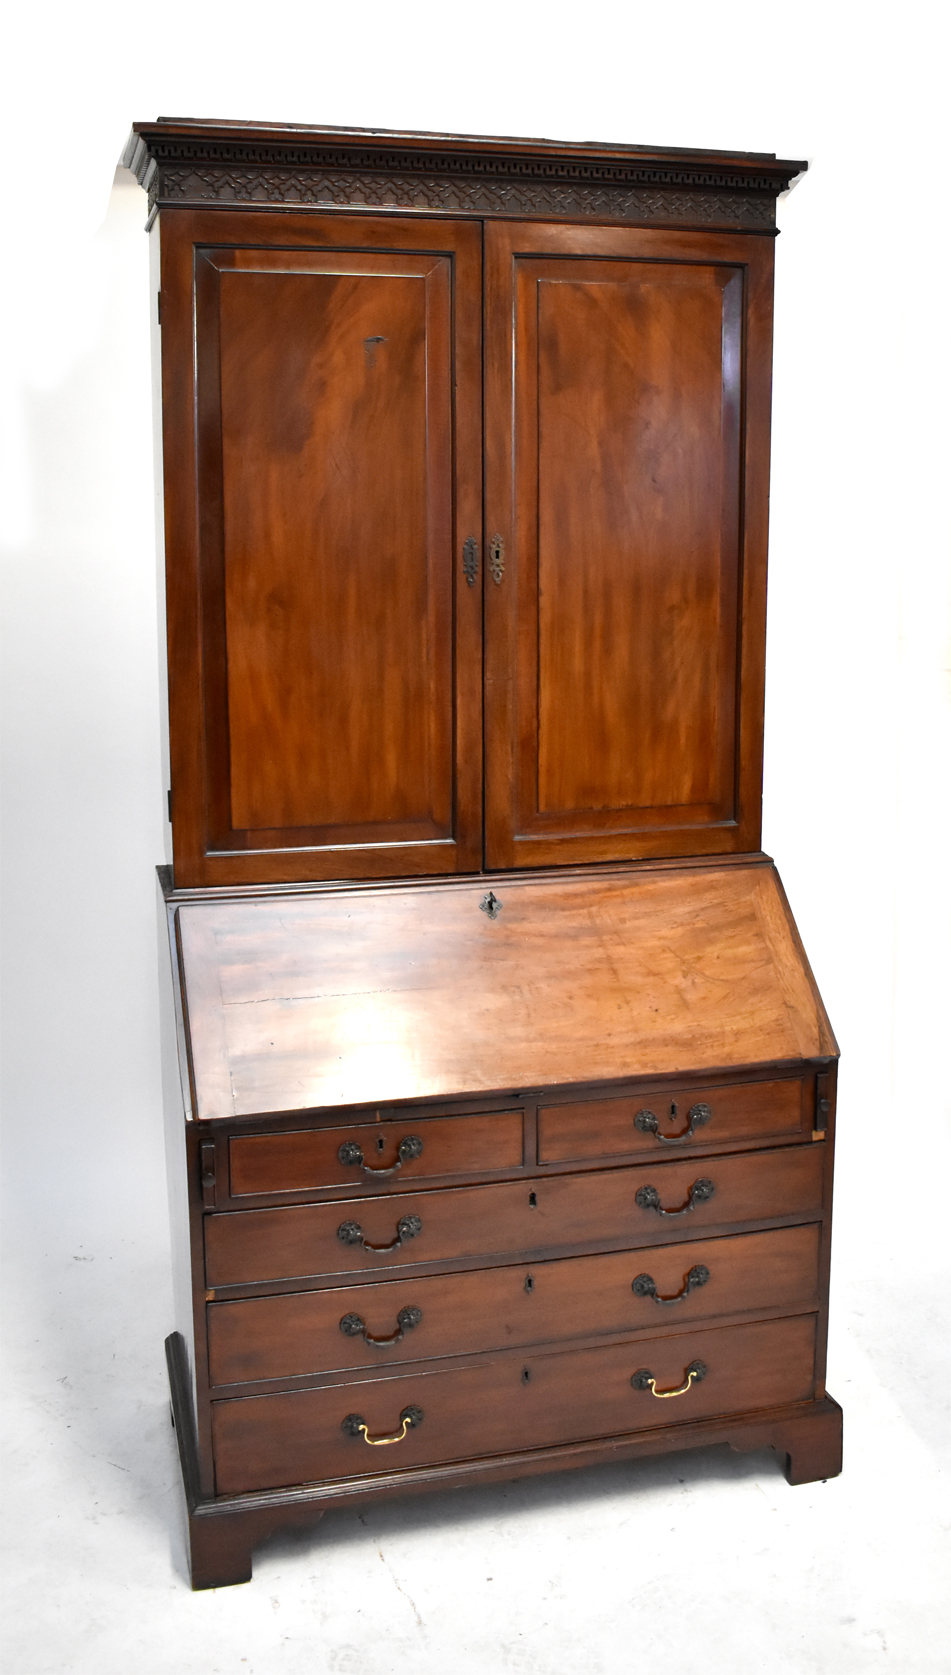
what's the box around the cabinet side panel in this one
[156,883,197,1414]
[150,223,172,865]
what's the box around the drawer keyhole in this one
[528,1191,537,1208]
[377,1135,386,1154]
[524,1273,534,1293]
[521,1367,531,1384]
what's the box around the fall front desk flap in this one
[174,861,835,1121]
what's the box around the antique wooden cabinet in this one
[125,119,841,1590]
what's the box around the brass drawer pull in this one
[632,1263,710,1305]
[342,1405,424,1446]
[337,1135,424,1175]
[634,1103,712,1145]
[336,1213,422,1252]
[339,1305,423,1346]
[636,1178,715,1216]
[631,1360,707,1399]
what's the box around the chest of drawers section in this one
[192,1066,836,1502]
[161,858,841,1587]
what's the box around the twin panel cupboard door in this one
[483,222,774,869]
[161,211,484,887]
[160,211,773,887]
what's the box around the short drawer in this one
[228,1109,523,1199]
[207,1223,820,1386]
[211,1312,819,1493]
[204,1143,825,1288]
[538,1079,808,1163]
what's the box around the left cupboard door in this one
[159,211,484,887]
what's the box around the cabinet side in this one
[156,870,197,1412]
[149,221,172,866]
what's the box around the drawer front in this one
[229,1109,524,1198]
[538,1079,807,1163]
[205,1143,825,1288]
[208,1223,821,1385]
[212,1312,818,1493]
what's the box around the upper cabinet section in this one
[126,122,805,889]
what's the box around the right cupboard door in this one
[483,222,775,869]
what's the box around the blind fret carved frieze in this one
[153,164,777,228]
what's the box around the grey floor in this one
[4,1154,949,1675]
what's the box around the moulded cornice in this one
[123,120,807,232]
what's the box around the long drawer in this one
[207,1223,820,1385]
[211,1312,819,1494]
[538,1078,809,1163]
[205,1143,825,1288]
[228,1109,524,1198]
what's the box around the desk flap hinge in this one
[814,1070,832,1135]
[199,1139,216,1209]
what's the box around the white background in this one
[2,3,949,1670]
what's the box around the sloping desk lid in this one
[174,862,835,1121]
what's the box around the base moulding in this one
[165,1330,843,1589]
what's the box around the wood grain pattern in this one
[211,1312,818,1493]
[531,262,739,820]
[203,1143,826,1288]
[212,254,449,836]
[176,862,836,1118]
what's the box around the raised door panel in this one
[483,222,774,869]
[160,211,483,887]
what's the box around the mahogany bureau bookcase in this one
[124,119,842,1590]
